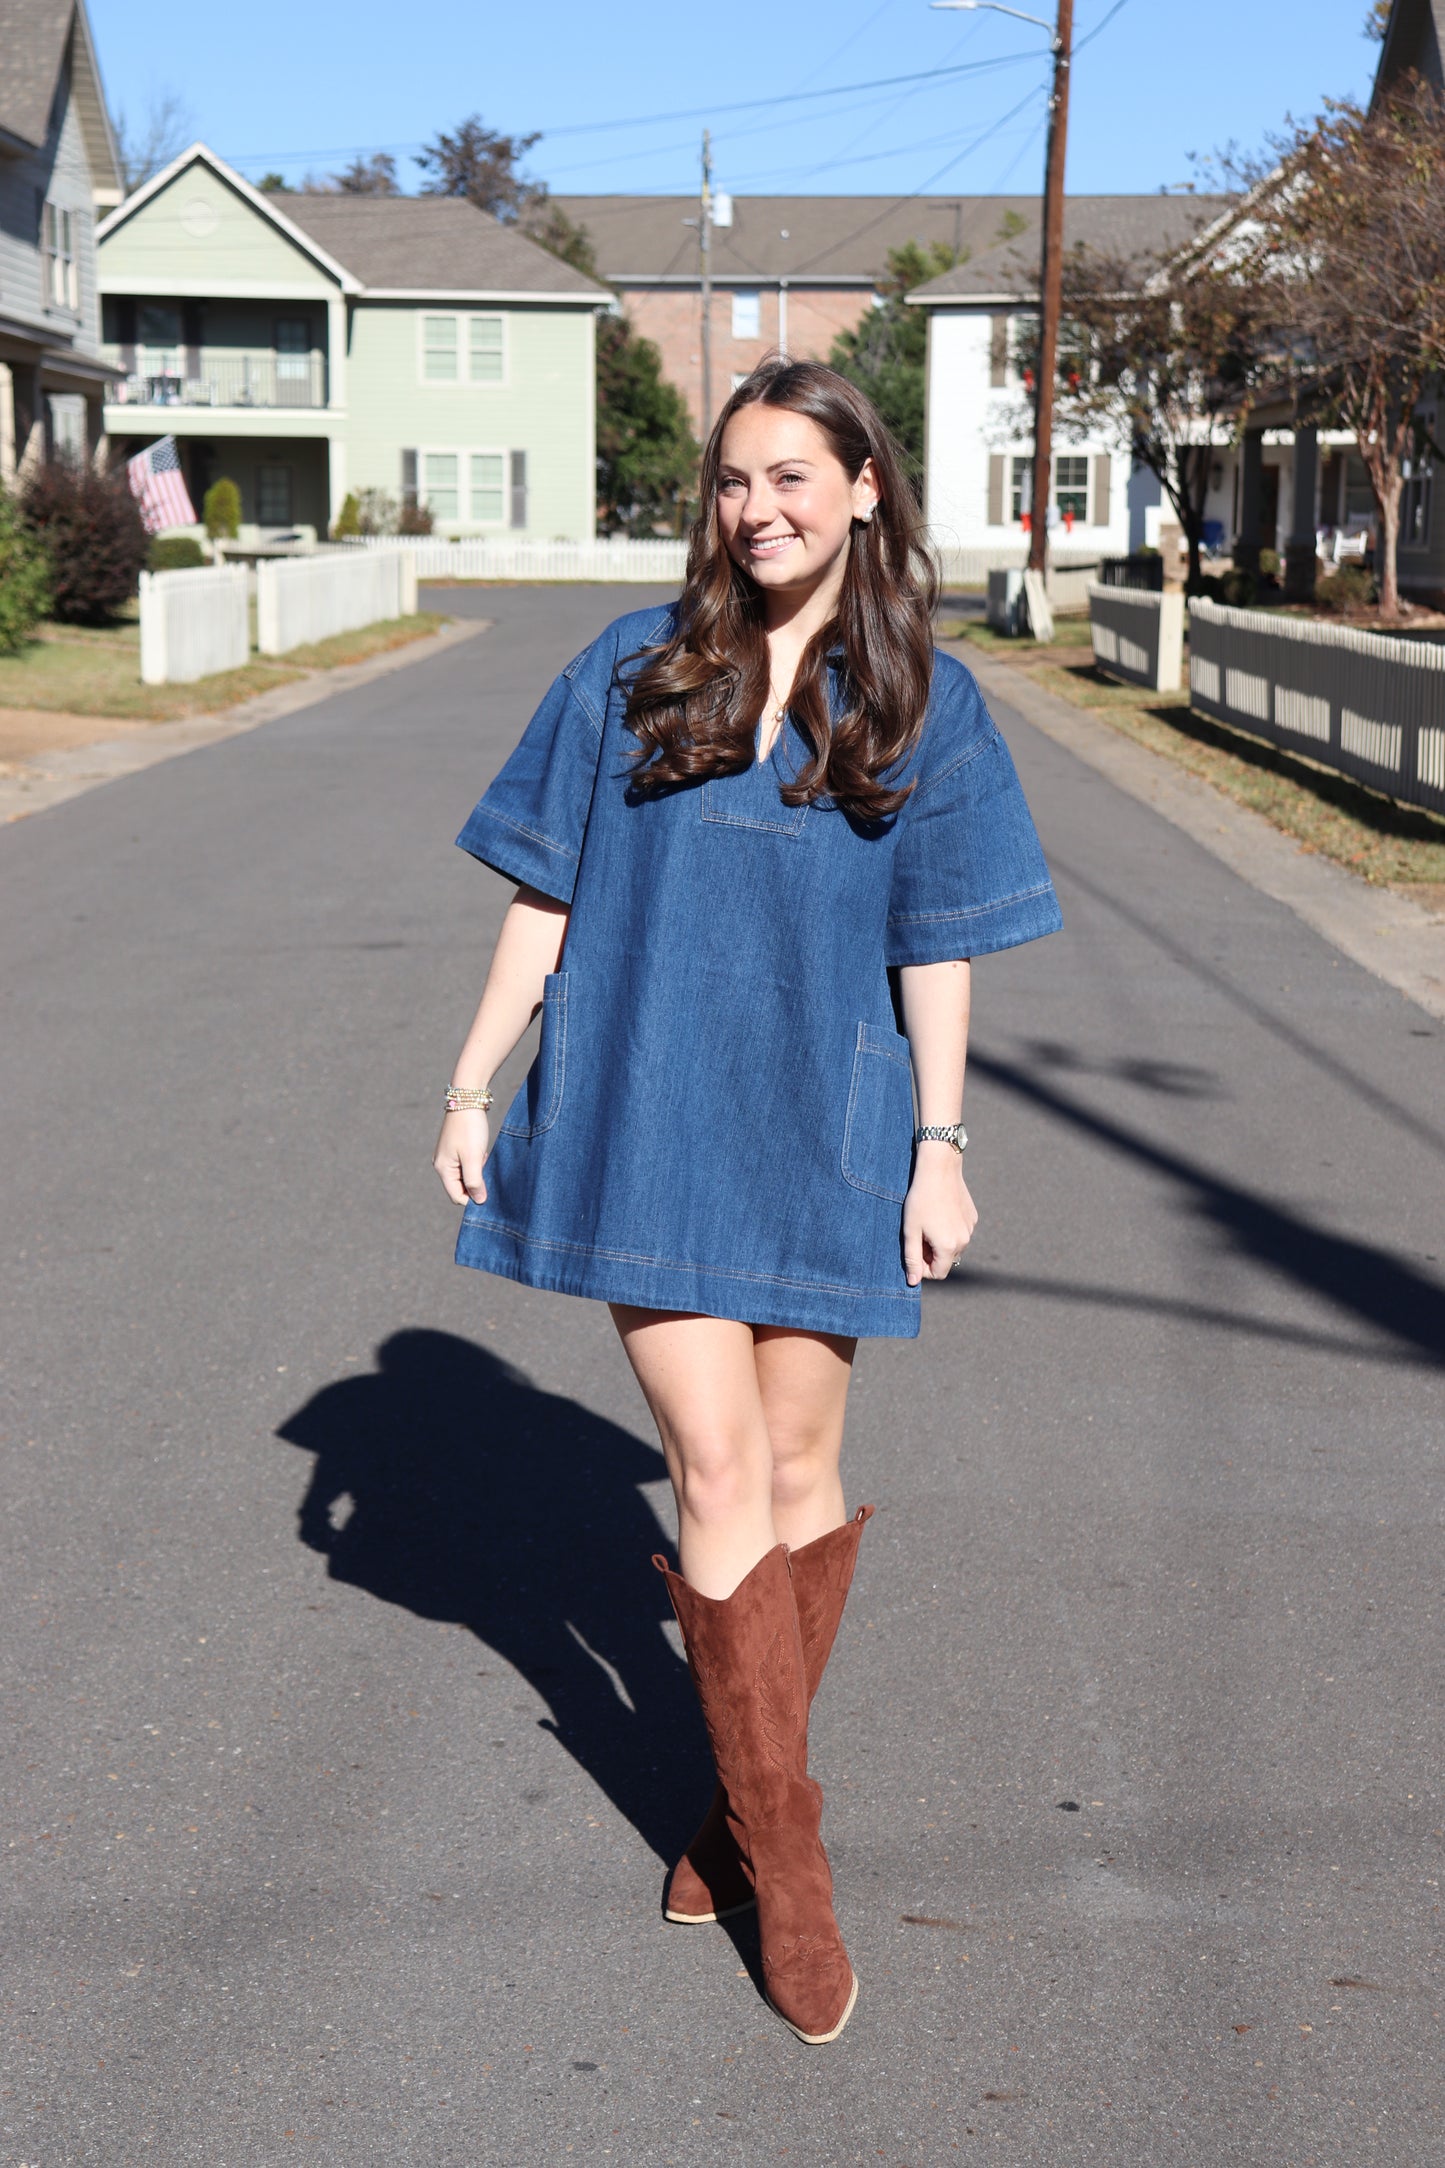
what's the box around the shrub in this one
[203,477,242,539]
[148,534,205,571]
[1258,547,1281,580]
[1315,563,1377,612]
[0,488,51,651]
[398,498,435,536]
[20,459,149,623]
[331,491,361,539]
[1219,567,1257,608]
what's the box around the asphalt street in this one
[2,583,1441,2166]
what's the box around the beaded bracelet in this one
[445,1085,494,1113]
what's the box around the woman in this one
[433,358,1060,2046]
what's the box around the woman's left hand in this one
[902,1141,978,1286]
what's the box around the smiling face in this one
[715,403,880,613]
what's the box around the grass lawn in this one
[945,619,1445,915]
[0,610,447,725]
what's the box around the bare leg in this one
[753,1326,857,1552]
[610,1308,777,1599]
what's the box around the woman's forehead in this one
[719,406,836,469]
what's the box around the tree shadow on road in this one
[276,1328,709,1865]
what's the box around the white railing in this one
[1188,598,1445,816]
[111,356,327,409]
[138,564,250,685]
[256,548,417,656]
[1089,584,1184,692]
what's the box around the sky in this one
[87,0,1383,204]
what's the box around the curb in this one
[954,640,1445,1024]
[0,615,490,829]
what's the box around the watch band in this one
[914,1123,967,1153]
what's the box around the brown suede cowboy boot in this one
[664,1505,875,1925]
[654,1543,858,2045]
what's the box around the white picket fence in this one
[138,565,250,685]
[256,548,417,656]
[348,533,1103,591]
[1089,584,1184,692]
[1189,598,1445,816]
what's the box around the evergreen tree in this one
[829,241,963,492]
[596,312,700,535]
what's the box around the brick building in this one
[554,193,1034,438]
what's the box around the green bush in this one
[148,534,205,571]
[1315,563,1377,612]
[0,488,51,651]
[1258,547,1281,580]
[203,476,242,539]
[1189,569,1258,607]
[331,491,361,539]
[20,459,149,623]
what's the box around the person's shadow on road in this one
[276,1328,709,1866]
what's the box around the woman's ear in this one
[852,457,882,524]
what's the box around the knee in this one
[769,1424,833,1512]
[674,1425,769,1524]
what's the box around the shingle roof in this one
[551,191,1230,287]
[0,0,73,147]
[282,193,608,296]
[909,194,1233,301]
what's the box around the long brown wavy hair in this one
[623,357,938,820]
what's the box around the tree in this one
[0,489,51,652]
[829,241,963,491]
[20,461,148,623]
[257,173,292,195]
[114,89,195,196]
[596,312,700,536]
[203,477,241,540]
[1050,239,1260,589]
[416,116,545,221]
[1234,73,1445,615]
[302,152,400,197]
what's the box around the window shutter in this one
[510,449,528,531]
[989,314,1009,388]
[401,448,418,506]
[1092,452,1111,529]
[987,453,1005,527]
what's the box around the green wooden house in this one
[96,143,607,538]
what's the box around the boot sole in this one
[771,1969,859,2046]
[663,1896,757,1924]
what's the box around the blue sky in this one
[88,0,1382,202]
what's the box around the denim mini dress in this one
[454,604,1061,1338]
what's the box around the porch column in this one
[1284,423,1318,602]
[1235,426,1263,575]
[11,362,44,478]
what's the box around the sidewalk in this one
[953,636,1445,1023]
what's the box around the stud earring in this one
[859,503,875,525]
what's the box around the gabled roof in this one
[907,194,1232,304]
[97,143,610,302]
[284,193,608,298]
[552,193,1051,283]
[1372,0,1445,100]
[0,0,119,194]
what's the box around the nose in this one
[741,483,782,530]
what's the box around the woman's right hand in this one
[433,1109,491,1206]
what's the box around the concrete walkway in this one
[2,584,1439,2165]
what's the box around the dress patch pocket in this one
[841,1021,913,1202]
[500,971,569,1138]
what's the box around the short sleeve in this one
[455,642,608,905]
[885,674,1062,967]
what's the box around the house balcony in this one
[108,354,329,410]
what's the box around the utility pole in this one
[1028,0,1073,577]
[699,129,714,439]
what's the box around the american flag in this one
[127,435,196,534]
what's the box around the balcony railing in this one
[110,354,327,409]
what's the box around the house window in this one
[422,451,460,518]
[48,393,86,461]
[1010,456,1033,523]
[422,315,459,383]
[1344,454,1375,524]
[42,201,79,310]
[1403,460,1433,548]
[275,318,311,383]
[732,290,761,340]
[1054,455,1090,521]
[257,465,293,524]
[468,316,504,383]
[137,303,183,389]
[470,452,505,522]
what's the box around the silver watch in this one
[914,1123,967,1154]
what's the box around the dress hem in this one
[454,1220,922,1340]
